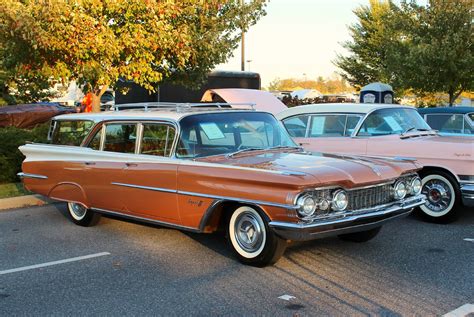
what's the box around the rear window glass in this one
[51,120,94,146]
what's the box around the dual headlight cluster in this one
[296,176,422,219]
[392,176,422,200]
[296,189,349,218]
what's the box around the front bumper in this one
[269,194,425,241]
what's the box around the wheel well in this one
[200,201,268,233]
[419,166,459,184]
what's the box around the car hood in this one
[197,151,419,189]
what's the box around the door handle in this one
[299,142,310,146]
[84,162,96,166]
[125,163,138,167]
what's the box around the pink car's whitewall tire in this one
[419,172,461,223]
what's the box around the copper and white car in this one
[276,103,474,223]
[18,103,425,266]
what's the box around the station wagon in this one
[19,103,425,266]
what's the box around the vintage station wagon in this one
[19,104,425,266]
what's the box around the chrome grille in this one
[347,184,393,211]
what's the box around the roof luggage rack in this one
[112,102,256,112]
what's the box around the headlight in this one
[296,195,316,217]
[332,190,348,211]
[408,177,422,195]
[393,181,407,200]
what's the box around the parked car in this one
[417,107,473,137]
[18,103,425,266]
[0,103,75,129]
[277,103,474,223]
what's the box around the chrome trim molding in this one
[111,182,177,194]
[17,172,48,179]
[110,182,298,209]
[460,183,474,200]
[178,190,298,209]
[92,207,200,233]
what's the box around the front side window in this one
[358,108,431,136]
[140,123,176,157]
[176,112,296,158]
[51,120,94,146]
[103,123,137,153]
[282,115,309,137]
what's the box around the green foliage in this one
[0,1,266,106]
[334,0,473,103]
[0,123,49,183]
[267,76,354,93]
[334,0,395,90]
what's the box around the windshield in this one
[176,112,297,158]
[358,108,432,136]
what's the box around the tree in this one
[334,0,473,105]
[333,0,395,90]
[389,1,473,105]
[0,0,266,111]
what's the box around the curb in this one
[0,194,55,211]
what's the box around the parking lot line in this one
[463,238,474,242]
[443,304,474,317]
[0,252,111,275]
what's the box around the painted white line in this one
[443,304,474,317]
[0,252,111,275]
[278,294,296,301]
[463,238,474,242]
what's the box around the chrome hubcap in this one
[422,180,452,212]
[234,212,264,253]
[70,203,87,219]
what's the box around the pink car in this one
[276,103,474,223]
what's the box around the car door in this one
[81,122,138,213]
[283,113,368,155]
[120,122,180,222]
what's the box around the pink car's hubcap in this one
[423,180,451,212]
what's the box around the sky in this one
[216,0,429,88]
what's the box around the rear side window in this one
[103,123,138,153]
[309,115,346,137]
[140,123,176,157]
[51,120,94,146]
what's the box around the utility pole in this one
[241,0,245,71]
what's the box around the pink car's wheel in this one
[419,172,461,223]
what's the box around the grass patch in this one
[0,183,31,199]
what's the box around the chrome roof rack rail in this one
[112,102,256,112]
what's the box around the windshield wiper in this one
[267,145,304,151]
[226,147,263,158]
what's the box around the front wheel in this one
[338,226,382,242]
[418,172,461,224]
[227,206,286,267]
[67,202,101,227]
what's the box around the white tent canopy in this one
[290,89,322,100]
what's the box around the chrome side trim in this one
[111,182,177,194]
[92,207,200,233]
[178,190,298,209]
[110,182,298,209]
[17,172,48,179]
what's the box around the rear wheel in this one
[227,206,286,266]
[338,226,382,242]
[67,202,101,227]
[418,171,461,224]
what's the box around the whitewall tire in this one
[227,206,286,266]
[418,172,461,223]
[67,202,101,227]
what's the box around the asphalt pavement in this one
[1,204,473,316]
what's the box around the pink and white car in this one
[276,103,474,223]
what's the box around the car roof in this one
[417,106,474,115]
[52,108,266,123]
[275,103,414,119]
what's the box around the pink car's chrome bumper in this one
[269,194,425,241]
[461,182,474,202]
